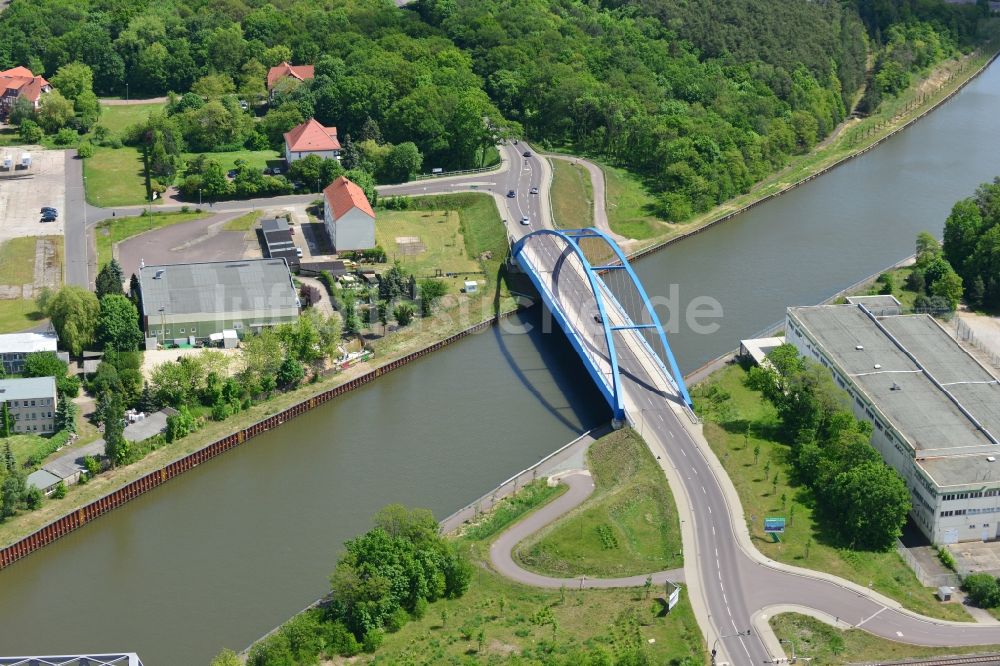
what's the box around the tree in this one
[50,62,94,102]
[1,472,25,519]
[210,649,242,666]
[100,391,129,468]
[826,461,910,550]
[22,352,79,399]
[915,231,942,268]
[930,267,963,310]
[37,90,76,133]
[394,303,415,326]
[418,278,448,316]
[77,140,95,159]
[95,259,125,299]
[277,356,304,388]
[40,286,99,356]
[97,294,143,351]
[55,399,78,433]
[191,73,236,99]
[165,406,197,443]
[0,402,13,438]
[381,142,423,183]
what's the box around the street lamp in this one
[712,629,751,665]
[158,306,166,344]
[198,188,202,206]
[125,82,129,102]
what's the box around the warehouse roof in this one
[0,376,57,401]
[788,305,1000,488]
[0,332,58,354]
[139,259,299,318]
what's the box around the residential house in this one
[267,62,314,100]
[323,176,375,252]
[284,118,340,163]
[0,376,58,435]
[0,66,51,119]
[0,332,67,375]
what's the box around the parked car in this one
[529,187,539,195]
[512,139,519,144]
[506,189,516,198]
[522,151,532,158]
[295,247,304,258]
[227,169,237,179]
[238,100,249,111]
[520,216,530,226]
[40,213,56,222]
[40,206,57,216]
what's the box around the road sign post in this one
[764,517,786,542]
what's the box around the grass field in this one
[98,102,166,135]
[376,208,482,278]
[95,210,209,268]
[0,299,44,333]
[772,613,1000,664]
[515,428,683,577]
[694,364,971,622]
[601,164,671,240]
[840,265,922,311]
[0,235,63,287]
[181,149,280,174]
[222,210,261,231]
[83,146,147,207]
[550,159,593,230]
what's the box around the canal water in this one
[2,60,1000,664]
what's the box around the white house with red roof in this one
[283,118,341,163]
[267,62,314,99]
[324,176,375,251]
[0,66,51,119]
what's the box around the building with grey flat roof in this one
[787,304,1000,544]
[0,376,57,435]
[138,259,300,344]
[845,294,902,316]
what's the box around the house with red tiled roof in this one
[267,62,314,99]
[283,118,341,163]
[323,176,375,251]
[0,66,51,119]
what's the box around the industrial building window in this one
[30,400,35,406]
[179,328,185,334]
[190,328,196,333]
[233,322,244,330]
[874,420,883,431]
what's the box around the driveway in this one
[115,211,261,278]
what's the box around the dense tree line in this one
[943,177,1000,310]
[746,344,911,551]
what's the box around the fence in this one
[954,315,1000,370]
[0,308,524,571]
[413,164,500,181]
[895,540,961,589]
[438,426,605,534]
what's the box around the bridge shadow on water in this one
[490,305,609,433]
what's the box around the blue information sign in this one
[764,517,786,534]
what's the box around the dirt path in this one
[488,471,685,589]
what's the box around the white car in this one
[296,247,303,258]
[520,216,530,226]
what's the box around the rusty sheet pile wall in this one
[0,313,510,571]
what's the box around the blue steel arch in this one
[512,228,692,423]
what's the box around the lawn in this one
[840,265,922,311]
[181,149,280,174]
[0,299,45,334]
[83,146,147,207]
[771,613,1000,664]
[515,428,683,578]
[97,101,166,136]
[94,210,209,268]
[601,164,671,240]
[693,364,971,622]
[550,159,593,230]
[0,235,63,287]
[222,210,261,232]
[375,208,481,278]
[2,433,62,468]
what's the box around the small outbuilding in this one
[937,586,953,602]
[464,280,478,294]
[26,469,62,496]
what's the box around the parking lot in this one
[0,147,66,244]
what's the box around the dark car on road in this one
[593,313,604,324]
[506,190,516,198]
[522,151,532,158]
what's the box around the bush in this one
[964,573,1000,608]
[385,606,410,633]
[53,127,78,145]
[362,627,384,653]
[938,546,957,572]
[52,481,67,499]
[323,621,360,657]
[83,455,101,476]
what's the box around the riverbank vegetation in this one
[515,428,683,578]
[693,363,970,622]
[944,176,1000,312]
[231,430,703,665]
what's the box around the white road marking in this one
[701,485,707,494]
[708,505,712,514]
[856,607,886,628]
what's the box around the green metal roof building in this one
[138,259,300,344]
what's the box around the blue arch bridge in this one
[511,228,692,425]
